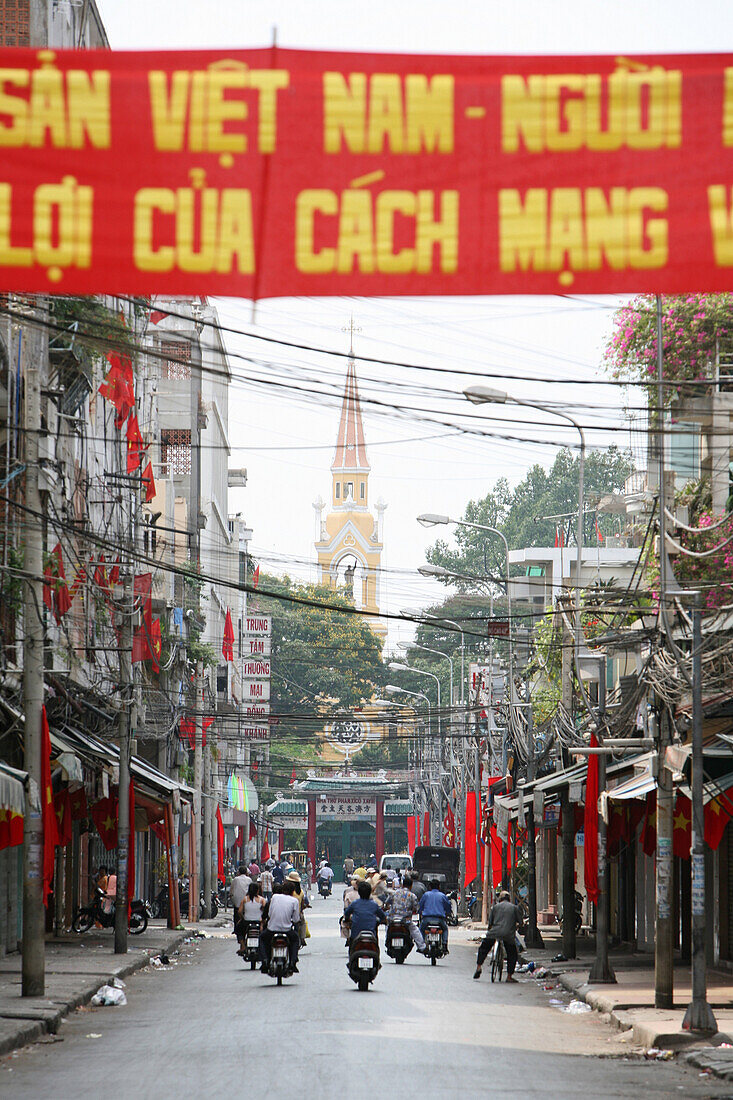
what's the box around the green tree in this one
[425,446,633,589]
[253,573,385,770]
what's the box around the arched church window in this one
[346,481,354,499]
[360,482,365,499]
[335,483,340,499]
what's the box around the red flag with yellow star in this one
[53,789,72,847]
[41,708,58,905]
[672,793,692,859]
[0,806,23,849]
[69,785,88,821]
[705,790,733,850]
[151,617,162,673]
[442,805,456,847]
[91,796,119,850]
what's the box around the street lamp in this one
[417,517,514,703]
[385,684,430,831]
[403,608,469,909]
[462,386,586,662]
[401,642,453,716]
[388,663,442,845]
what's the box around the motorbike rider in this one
[343,855,355,882]
[366,853,378,870]
[383,873,426,953]
[287,870,310,946]
[418,879,451,952]
[237,881,266,955]
[473,889,524,982]
[342,879,388,952]
[260,882,300,973]
[231,863,252,912]
[317,860,334,894]
[343,876,359,910]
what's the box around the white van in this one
[379,853,412,881]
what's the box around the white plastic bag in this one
[564,999,591,1014]
[91,984,127,1006]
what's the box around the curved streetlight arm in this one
[426,616,465,705]
[409,643,453,711]
[509,398,585,657]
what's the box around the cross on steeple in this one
[342,316,361,356]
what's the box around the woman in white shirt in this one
[236,882,266,955]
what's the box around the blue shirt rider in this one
[419,879,451,950]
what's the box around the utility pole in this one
[191,661,203,921]
[202,737,212,918]
[21,305,47,997]
[189,312,204,922]
[525,697,544,949]
[589,657,616,984]
[682,596,717,1032]
[21,0,50,1003]
[654,293,674,1010]
[560,612,576,959]
[480,657,494,925]
[114,575,133,954]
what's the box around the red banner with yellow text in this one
[1,48,733,296]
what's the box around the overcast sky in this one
[97,0,733,648]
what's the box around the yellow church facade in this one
[313,356,387,643]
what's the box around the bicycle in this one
[489,937,505,982]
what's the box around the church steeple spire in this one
[314,326,386,642]
[332,356,370,474]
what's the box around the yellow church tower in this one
[314,341,387,643]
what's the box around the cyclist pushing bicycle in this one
[473,890,524,983]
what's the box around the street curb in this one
[556,971,733,1050]
[0,927,193,1059]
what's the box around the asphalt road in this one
[1,894,730,1099]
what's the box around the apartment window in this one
[335,483,340,499]
[161,428,191,475]
[360,482,365,499]
[0,1,30,47]
[670,423,700,482]
[160,340,191,381]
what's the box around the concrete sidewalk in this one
[463,920,733,1081]
[0,915,232,1057]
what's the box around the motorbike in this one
[242,920,261,971]
[385,920,413,964]
[557,890,583,935]
[179,887,220,920]
[423,920,447,965]
[348,930,380,991]
[318,877,332,898]
[447,889,459,927]
[265,931,293,985]
[73,886,148,935]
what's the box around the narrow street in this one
[1,898,729,1099]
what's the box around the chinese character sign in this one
[0,48,732,296]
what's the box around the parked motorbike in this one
[423,920,447,965]
[155,883,220,920]
[447,889,459,927]
[385,920,413,964]
[348,930,380,991]
[72,886,148,935]
[242,920,261,971]
[265,931,293,985]
[557,890,583,935]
